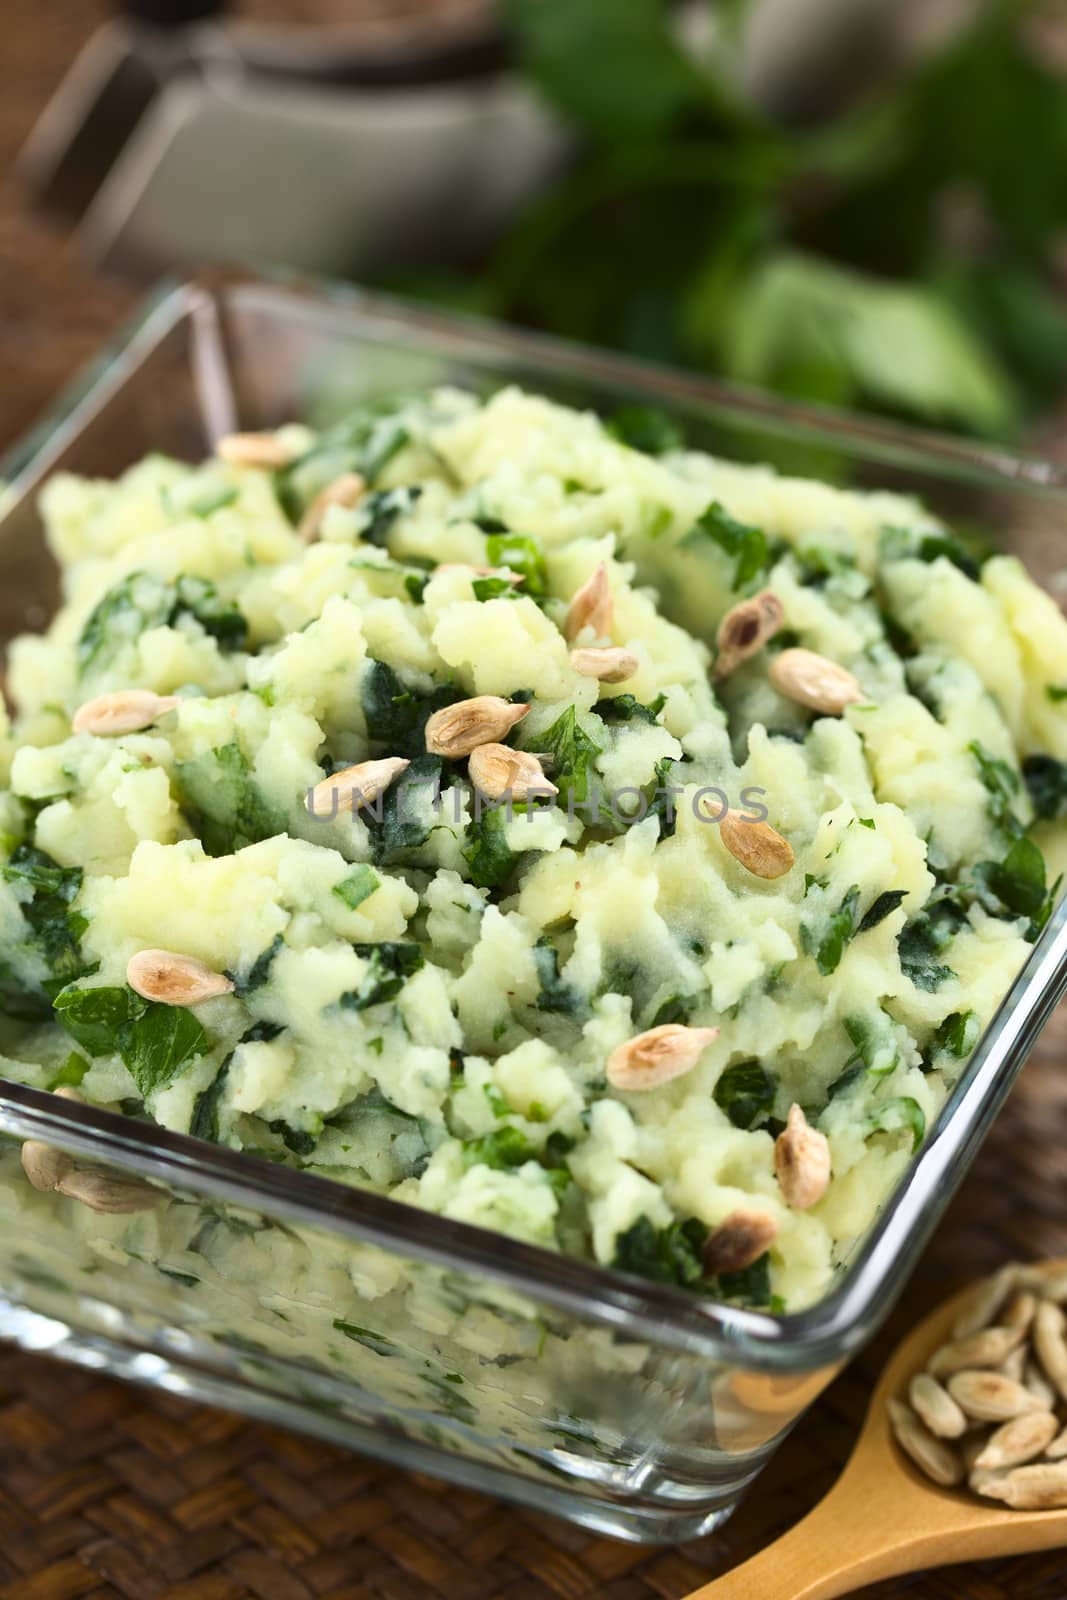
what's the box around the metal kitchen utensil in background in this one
[17,0,570,279]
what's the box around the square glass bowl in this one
[3,271,1067,1544]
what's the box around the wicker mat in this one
[5,8,1067,1595]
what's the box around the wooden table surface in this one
[3,7,1067,1598]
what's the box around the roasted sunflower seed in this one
[126,950,235,1007]
[606,1023,719,1091]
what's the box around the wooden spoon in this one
[691,1267,1067,1600]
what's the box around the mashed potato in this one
[3,385,1067,1315]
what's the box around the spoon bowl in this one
[692,1265,1067,1600]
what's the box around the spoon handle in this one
[689,1475,924,1600]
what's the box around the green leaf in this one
[77,572,174,674]
[77,571,248,673]
[594,692,665,725]
[538,705,603,812]
[333,1318,397,1357]
[333,865,380,912]
[857,889,908,934]
[604,403,685,454]
[274,402,410,521]
[462,1125,536,1172]
[268,1119,319,1157]
[365,754,446,865]
[2,844,95,1001]
[1022,755,1067,822]
[361,660,460,758]
[533,935,583,1016]
[809,885,860,976]
[354,486,422,548]
[609,1215,707,1287]
[339,942,425,1011]
[190,1056,231,1143]
[472,575,522,602]
[970,740,1024,837]
[503,0,716,143]
[53,984,144,1057]
[713,1252,775,1309]
[230,934,284,998]
[462,803,522,890]
[843,1011,898,1078]
[485,531,548,599]
[869,1096,926,1154]
[649,993,692,1027]
[713,1059,776,1130]
[690,501,769,591]
[723,253,1016,438]
[185,484,239,518]
[174,743,285,858]
[926,1009,980,1066]
[917,533,982,583]
[53,984,208,1097]
[973,834,1055,937]
[897,895,963,992]
[172,576,248,651]
[47,1053,90,1092]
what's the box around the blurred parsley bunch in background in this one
[401,0,1067,439]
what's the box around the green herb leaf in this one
[970,740,1024,837]
[503,0,713,143]
[77,571,248,673]
[1022,754,1067,821]
[174,743,285,857]
[47,1052,90,1092]
[594,692,666,725]
[604,404,684,454]
[77,572,174,674]
[274,402,411,521]
[926,1009,980,1065]
[538,705,603,812]
[2,844,95,1001]
[333,1318,397,1357]
[268,1119,319,1157]
[172,576,248,650]
[713,1252,775,1309]
[972,834,1056,938]
[713,1059,776,1130]
[230,934,284,998]
[610,1215,707,1287]
[462,802,522,890]
[461,1125,536,1171]
[365,753,447,865]
[340,942,425,1011]
[355,486,422,547]
[361,659,459,758]
[533,935,583,1016]
[190,1056,231,1143]
[690,501,769,590]
[54,984,208,1097]
[332,865,380,911]
[869,1096,926,1153]
[485,531,548,599]
[897,896,962,992]
[809,885,860,976]
[857,888,908,934]
[472,575,523,602]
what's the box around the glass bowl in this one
[2,270,1067,1544]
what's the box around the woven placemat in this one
[5,10,1067,1596]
